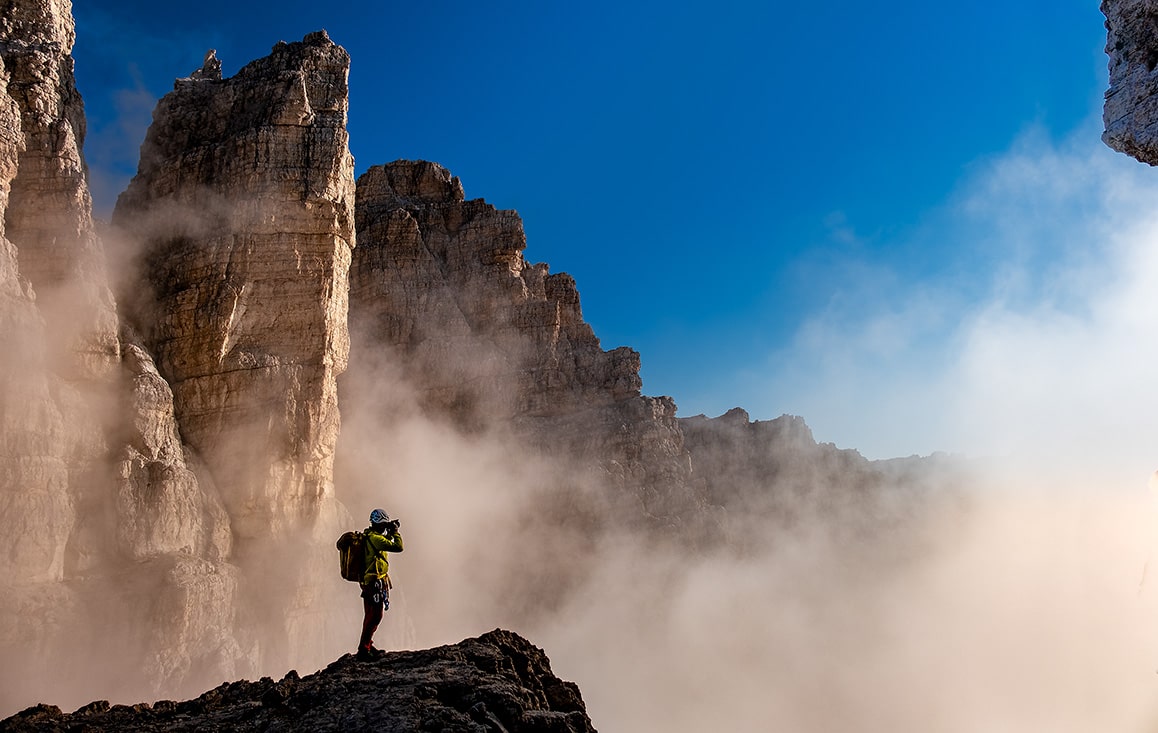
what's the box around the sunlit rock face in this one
[1102,0,1158,163]
[0,25,68,587]
[0,0,119,586]
[0,0,118,375]
[350,160,705,527]
[1,9,361,712]
[113,32,355,541]
[0,0,249,713]
[0,39,74,718]
[352,161,640,422]
[111,31,358,679]
[0,0,254,713]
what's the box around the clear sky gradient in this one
[73,2,1147,463]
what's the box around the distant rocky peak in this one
[188,49,221,81]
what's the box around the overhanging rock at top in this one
[1102,0,1158,164]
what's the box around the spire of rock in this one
[112,30,357,675]
[189,49,222,80]
[113,33,355,541]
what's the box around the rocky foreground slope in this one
[0,630,595,733]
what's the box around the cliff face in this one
[1,6,358,712]
[0,0,118,372]
[0,630,597,733]
[1102,0,1158,164]
[352,161,640,422]
[350,161,704,527]
[113,32,354,542]
[111,28,359,680]
[0,5,68,587]
[0,0,124,583]
[0,0,160,709]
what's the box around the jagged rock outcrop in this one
[682,409,870,516]
[0,630,597,733]
[1102,0,1158,163]
[352,161,641,422]
[350,161,704,527]
[113,30,354,541]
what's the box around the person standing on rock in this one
[358,508,404,661]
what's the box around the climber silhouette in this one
[357,508,403,661]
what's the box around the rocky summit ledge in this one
[0,630,597,732]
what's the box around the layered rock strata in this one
[350,161,704,527]
[113,31,354,540]
[0,11,73,701]
[1102,0,1158,163]
[0,0,122,586]
[0,20,67,587]
[0,0,251,714]
[0,0,119,375]
[0,630,598,733]
[111,30,358,676]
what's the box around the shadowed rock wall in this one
[350,160,705,529]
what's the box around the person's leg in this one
[358,588,383,653]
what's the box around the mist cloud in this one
[535,117,1158,730]
[745,118,1158,477]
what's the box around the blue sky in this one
[74,2,1150,462]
